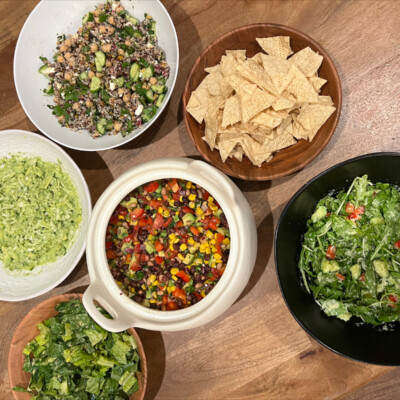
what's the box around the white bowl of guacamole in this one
[0,130,91,301]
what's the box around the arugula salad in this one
[14,300,141,399]
[299,175,400,325]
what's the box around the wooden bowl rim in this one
[8,293,147,400]
[182,23,342,181]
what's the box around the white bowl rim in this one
[0,129,92,301]
[13,0,180,152]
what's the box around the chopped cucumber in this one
[125,15,138,25]
[114,77,125,88]
[142,107,157,122]
[105,120,114,131]
[129,63,140,82]
[82,12,94,24]
[155,94,165,108]
[96,118,107,135]
[95,51,106,67]
[95,58,103,72]
[141,65,155,79]
[79,71,88,81]
[145,89,154,102]
[134,83,147,96]
[90,76,102,93]
[151,84,165,94]
[133,30,143,39]
[38,65,55,78]
[148,21,156,35]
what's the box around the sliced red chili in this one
[325,245,336,260]
[345,202,355,214]
[335,272,345,281]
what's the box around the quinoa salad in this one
[39,0,170,138]
[106,179,230,311]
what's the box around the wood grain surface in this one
[1,1,400,399]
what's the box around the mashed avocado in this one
[0,154,82,272]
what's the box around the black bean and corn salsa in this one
[39,0,170,138]
[106,179,230,310]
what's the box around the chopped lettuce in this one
[0,154,82,271]
[14,300,141,399]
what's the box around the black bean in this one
[204,254,211,261]
[186,294,192,302]
[134,294,144,303]
[194,275,201,283]
[174,201,182,206]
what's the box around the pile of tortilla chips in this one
[186,36,336,167]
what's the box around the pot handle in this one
[83,281,136,332]
[190,160,236,201]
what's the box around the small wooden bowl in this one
[182,23,342,181]
[8,293,147,400]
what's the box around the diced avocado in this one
[145,241,156,254]
[90,76,102,92]
[141,65,155,79]
[371,217,385,225]
[373,259,389,278]
[125,15,139,25]
[321,259,340,273]
[82,12,94,24]
[130,63,140,82]
[217,227,229,236]
[145,89,154,102]
[39,65,55,78]
[96,118,107,135]
[182,253,195,265]
[151,84,165,94]
[182,213,195,226]
[114,77,125,88]
[350,264,361,280]
[79,71,88,81]
[311,206,327,223]
[155,93,165,108]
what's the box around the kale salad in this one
[299,175,400,326]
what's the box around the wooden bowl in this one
[8,293,147,400]
[182,23,342,181]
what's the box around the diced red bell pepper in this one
[155,256,164,264]
[190,226,200,236]
[180,234,189,244]
[172,287,187,303]
[325,245,336,259]
[130,262,141,271]
[203,191,210,201]
[106,241,113,249]
[162,294,168,305]
[347,212,361,221]
[219,266,226,276]
[106,250,117,259]
[166,300,178,310]
[172,192,180,201]
[182,206,194,214]
[144,181,159,193]
[154,239,163,252]
[360,273,365,281]
[215,244,223,256]
[335,272,345,281]
[109,215,119,224]
[153,213,164,229]
[202,216,211,229]
[150,199,162,209]
[123,236,131,243]
[355,205,365,215]
[394,240,400,249]
[209,216,221,230]
[176,270,190,283]
[345,202,355,214]
[193,292,202,301]
[134,243,141,252]
[140,253,149,263]
[130,207,144,220]
[215,233,225,245]
[164,216,172,228]
[169,179,179,193]
[389,294,398,303]
[175,220,184,228]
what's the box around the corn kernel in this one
[173,238,180,244]
[206,231,214,239]
[148,235,154,241]
[199,245,206,253]
[158,207,163,214]
[205,279,212,284]
[208,196,214,203]
[169,200,175,207]
[196,208,204,216]
[210,239,216,245]
[178,253,184,260]
[210,204,218,211]
[205,248,211,254]
[188,238,195,245]
[175,211,179,215]
[223,238,230,245]
[157,197,162,201]
[180,196,183,202]
[133,220,138,226]
[141,284,147,290]
[169,233,176,239]
[172,275,178,281]
[211,246,217,252]
[204,260,209,264]
[153,280,159,286]
[187,265,192,270]
[201,290,206,297]
[118,215,125,220]
[150,299,156,303]
[170,244,174,251]
[186,182,192,189]
[214,253,222,260]
[180,243,187,251]
[167,287,174,294]
[197,227,203,233]
[149,274,156,283]
[189,194,196,201]
[171,267,179,275]
[163,210,170,217]
[130,287,135,293]
[189,201,195,208]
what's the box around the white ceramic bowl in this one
[14,0,179,151]
[0,130,92,301]
[83,158,257,331]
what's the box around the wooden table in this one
[1,1,400,399]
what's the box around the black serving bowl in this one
[275,152,400,365]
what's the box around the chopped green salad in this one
[299,175,400,325]
[13,300,141,399]
[0,155,82,272]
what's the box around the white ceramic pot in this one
[83,158,257,331]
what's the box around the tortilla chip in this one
[241,135,273,167]
[289,47,323,77]
[286,64,319,103]
[236,59,276,94]
[206,95,225,118]
[251,110,282,129]
[256,36,293,60]
[231,146,243,162]
[226,49,247,62]
[263,130,297,153]
[201,71,223,96]
[186,88,211,123]
[220,54,238,77]
[239,82,275,122]
[303,104,336,141]
[205,64,221,74]
[222,94,241,127]
[272,96,295,111]
[250,52,264,65]
[204,113,219,149]
[318,95,334,106]
[217,132,242,162]
[309,76,327,92]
